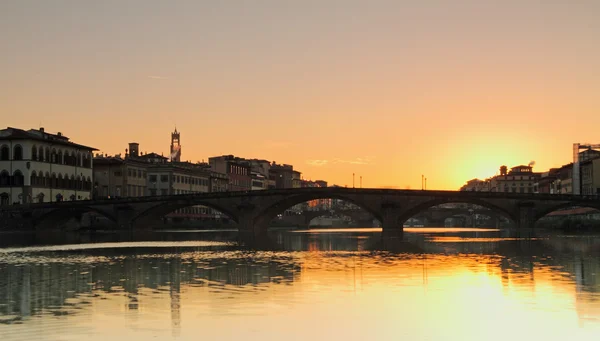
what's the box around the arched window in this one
[51,173,57,188]
[45,147,50,163]
[70,175,76,189]
[85,176,92,191]
[0,170,9,187]
[57,174,64,189]
[57,150,63,165]
[31,145,38,161]
[82,154,90,168]
[77,152,82,167]
[45,172,50,187]
[31,171,37,187]
[39,146,44,162]
[51,148,57,163]
[69,152,76,166]
[37,192,45,203]
[13,170,24,186]
[0,192,9,206]
[0,145,9,161]
[77,175,82,190]
[13,145,23,161]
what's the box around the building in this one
[490,165,541,193]
[557,163,573,194]
[209,171,229,192]
[208,155,251,191]
[315,180,328,188]
[148,161,210,196]
[533,169,560,194]
[170,128,181,162]
[580,157,600,195]
[460,179,491,192]
[251,172,268,190]
[292,170,302,188]
[0,127,95,205]
[269,163,296,189]
[93,143,151,198]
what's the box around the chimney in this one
[57,132,62,136]
[40,127,44,133]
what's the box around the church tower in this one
[170,128,181,162]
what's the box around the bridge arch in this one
[131,198,241,228]
[534,202,600,223]
[399,198,517,226]
[254,193,382,228]
[34,206,117,230]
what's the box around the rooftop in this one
[0,127,97,151]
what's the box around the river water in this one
[1,228,599,340]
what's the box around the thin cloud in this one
[332,157,372,165]
[306,159,329,167]
[148,75,168,80]
[306,157,373,167]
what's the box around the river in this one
[1,228,599,340]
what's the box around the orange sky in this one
[2,1,599,189]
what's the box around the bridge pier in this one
[517,203,536,229]
[236,205,270,241]
[380,203,403,236]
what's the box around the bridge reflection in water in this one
[1,229,600,339]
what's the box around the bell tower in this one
[170,128,181,162]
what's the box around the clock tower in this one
[170,128,181,162]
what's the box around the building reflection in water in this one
[0,229,599,336]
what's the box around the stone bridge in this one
[282,206,500,228]
[1,188,599,237]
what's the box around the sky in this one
[1,0,599,190]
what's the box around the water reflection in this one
[0,229,600,340]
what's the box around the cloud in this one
[332,157,373,165]
[147,75,168,80]
[305,157,374,167]
[306,159,329,167]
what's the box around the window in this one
[13,145,23,161]
[31,146,38,161]
[0,171,9,186]
[1,146,9,160]
[0,193,8,206]
[137,170,142,178]
[160,175,168,182]
[149,175,157,182]
[13,170,24,186]
[128,169,132,177]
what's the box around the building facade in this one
[93,144,151,198]
[208,155,251,191]
[269,163,295,189]
[580,157,600,195]
[490,165,540,193]
[460,179,491,192]
[0,127,95,205]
